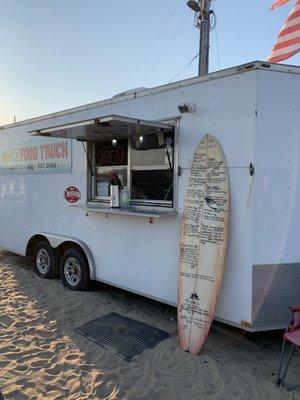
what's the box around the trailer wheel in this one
[60,248,90,291]
[33,241,60,279]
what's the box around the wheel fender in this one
[36,233,96,280]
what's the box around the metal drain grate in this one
[75,312,169,361]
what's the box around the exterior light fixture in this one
[187,0,201,12]
[112,139,117,146]
[139,136,144,143]
[178,102,197,114]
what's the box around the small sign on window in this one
[97,181,109,197]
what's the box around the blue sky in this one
[0,0,299,125]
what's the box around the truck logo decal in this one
[0,138,72,175]
[64,186,81,203]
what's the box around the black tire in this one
[60,248,90,291]
[33,241,60,279]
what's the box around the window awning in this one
[29,115,174,141]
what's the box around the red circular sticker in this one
[64,186,81,203]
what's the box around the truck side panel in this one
[0,71,257,327]
[252,69,300,329]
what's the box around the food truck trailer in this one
[0,61,299,331]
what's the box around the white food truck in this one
[0,61,299,331]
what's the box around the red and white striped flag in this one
[271,0,290,10]
[268,0,300,63]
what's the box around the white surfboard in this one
[178,134,229,355]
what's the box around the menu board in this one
[178,134,229,355]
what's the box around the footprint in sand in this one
[65,353,79,362]
[14,364,29,373]
[0,315,13,327]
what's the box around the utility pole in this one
[198,0,210,76]
[187,0,211,76]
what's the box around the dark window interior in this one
[131,170,173,202]
[91,131,174,205]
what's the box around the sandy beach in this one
[0,250,299,400]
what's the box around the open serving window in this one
[31,116,177,216]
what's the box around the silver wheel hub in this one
[64,257,81,286]
[36,248,51,274]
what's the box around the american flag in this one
[268,0,300,63]
[271,0,290,10]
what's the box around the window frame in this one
[90,138,130,202]
[87,118,179,211]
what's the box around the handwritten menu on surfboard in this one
[178,134,229,355]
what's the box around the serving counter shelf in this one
[85,203,177,218]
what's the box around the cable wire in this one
[168,52,199,83]
[167,1,220,83]
[141,14,191,84]
[123,0,182,88]
[212,0,221,69]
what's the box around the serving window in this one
[29,115,176,211]
[89,131,175,207]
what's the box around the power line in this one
[168,52,199,83]
[212,0,221,69]
[123,0,182,88]
[141,14,191,84]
